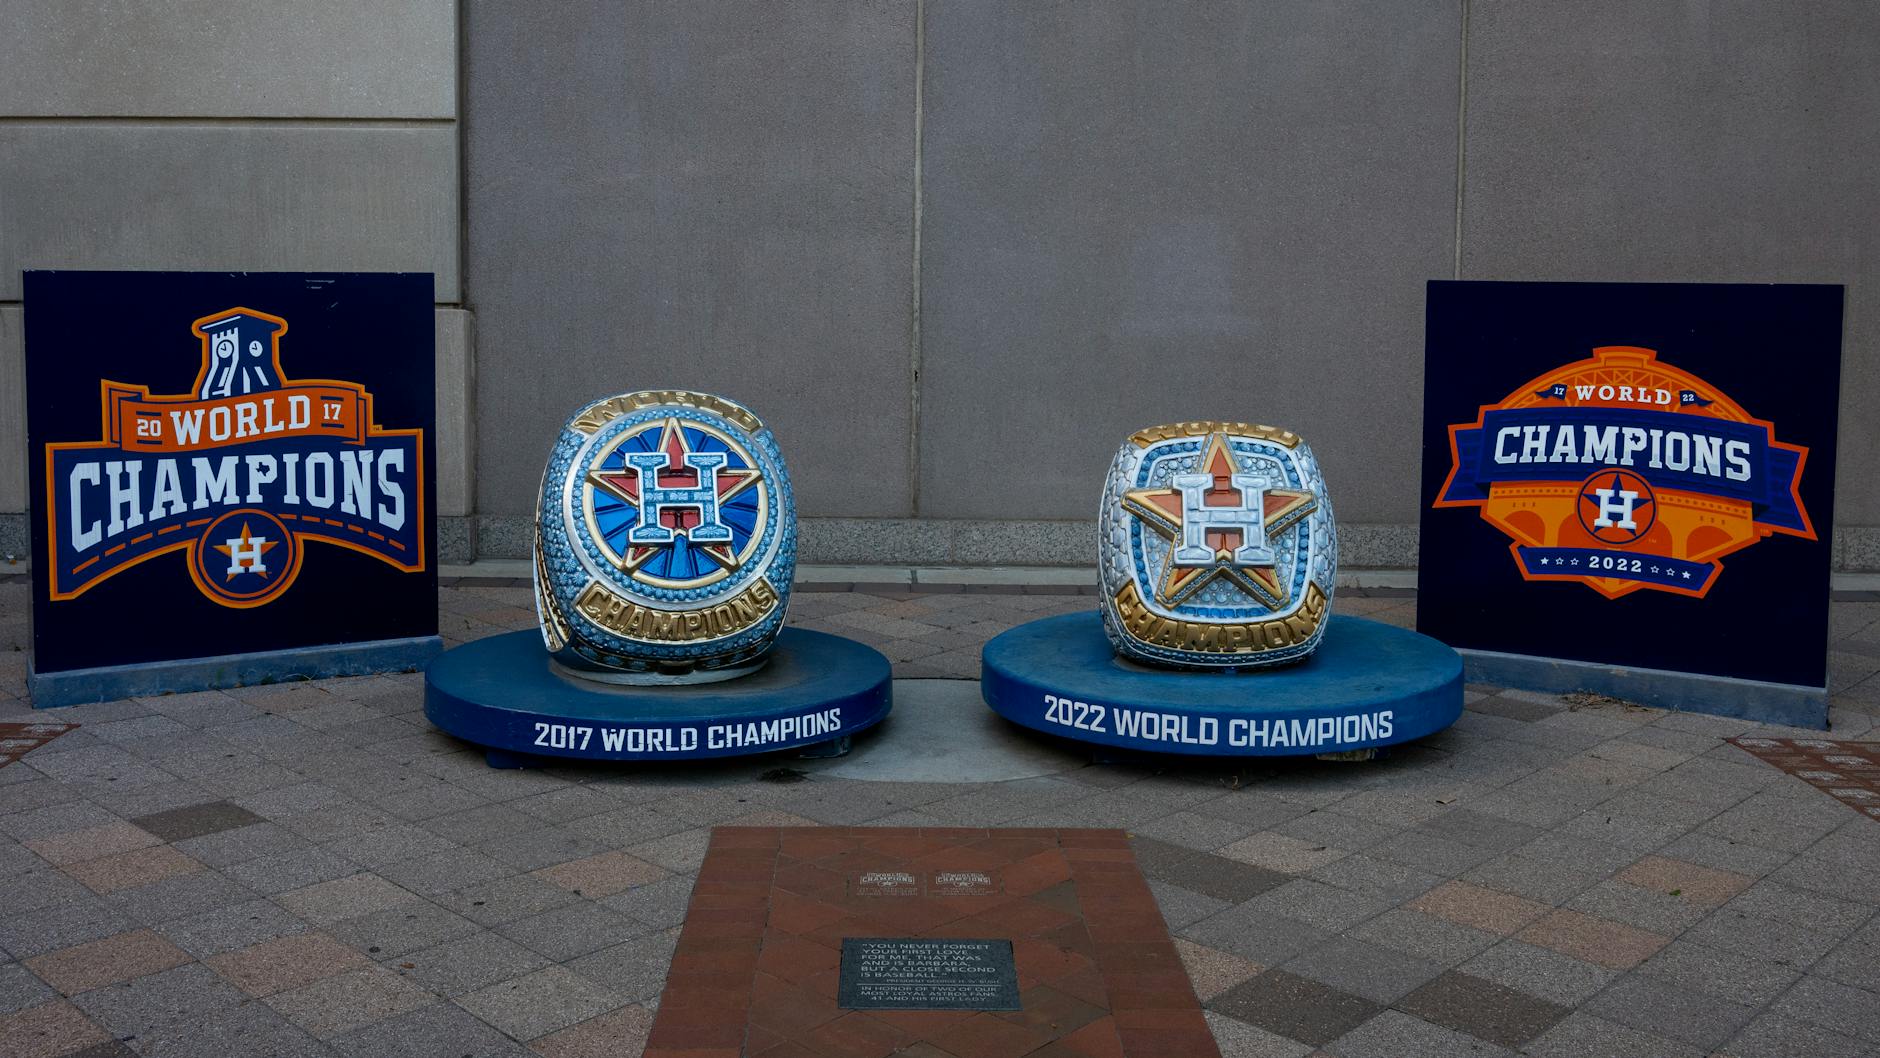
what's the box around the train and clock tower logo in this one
[1434,346,1812,599]
[42,306,426,608]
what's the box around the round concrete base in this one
[425,629,891,767]
[982,613,1462,757]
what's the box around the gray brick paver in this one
[0,583,1875,1057]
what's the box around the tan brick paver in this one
[1616,855,1755,907]
[61,844,202,894]
[25,929,192,995]
[1409,881,1553,936]
[531,851,669,898]
[1173,939,1263,1001]
[0,1000,111,1058]
[23,821,160,866]
[205,932,370,997]
[1516,909,1671,970]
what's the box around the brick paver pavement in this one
[0,572,1877,1057]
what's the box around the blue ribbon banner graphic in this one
[1442,407,1805,532]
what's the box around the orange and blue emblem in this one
[584,415,767,589]
[1435,346,1810,599]
[42,307,425,608]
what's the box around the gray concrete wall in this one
[461,1,918,534]
[0,1,472,561]
[3,3,1876,570]
[461,1,1879,568]
[918,3,1457,526]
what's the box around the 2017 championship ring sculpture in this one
[534,390,795,683]
[425,387,891,765]
[1098,422,1337,668]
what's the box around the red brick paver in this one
[643,827,1220,1058]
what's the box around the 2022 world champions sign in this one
[26,272,438,695]
[1417,281,1843,722]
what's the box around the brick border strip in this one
[644,826,1220,1058]
[1730,737,1880,821]
[0,722,78,767]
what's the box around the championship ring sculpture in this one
[534,390,795,683]
[1098,422,1336,668]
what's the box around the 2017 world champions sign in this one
[25,272,439,706]
[43,306,422,608]
[1417,281,1843,727]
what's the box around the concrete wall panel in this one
[0,307,21,514]
[436,308,475,517]
[0,0,456,118]
[0,124,460,301]
[916,2,1461,524]
[1461,0,1880,526]
[464,1,917,519]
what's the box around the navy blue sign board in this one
[25,271,440,706]
[1418,280,1843,727]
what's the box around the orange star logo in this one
[211,521,278,581]
[589,417,762,574]
[1122,433,1316,608]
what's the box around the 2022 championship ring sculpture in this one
[984,418,1459,758]
[1098,422,1337,669]
[534,390,795,683]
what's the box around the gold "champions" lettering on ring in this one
[1112,579,1327,654]
[575,577,779,643]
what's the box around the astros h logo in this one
[1577,469,1656,545]
[582,415,767,591]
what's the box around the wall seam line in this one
[1453,0,1470,280]
[455,0,476,537]
[908,0,926,520]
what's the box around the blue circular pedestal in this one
[426,628,891,766]
[982,613,1462,757]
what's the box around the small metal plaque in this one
[850,871,919,897]
[928,870,1000,897]
[838,937,1021,1010]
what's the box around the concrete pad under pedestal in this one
[802,679,1085,784]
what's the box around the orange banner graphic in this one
[105,384,367,452]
